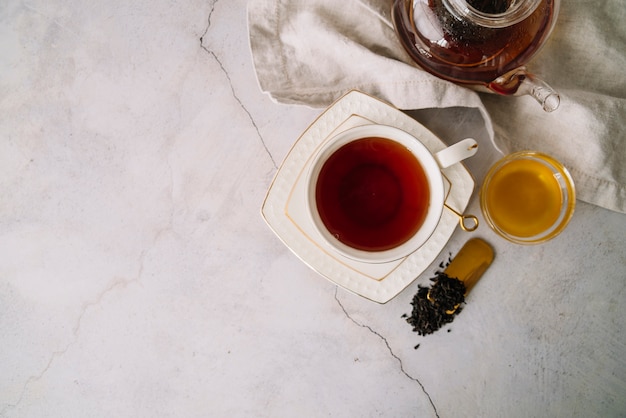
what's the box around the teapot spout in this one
[488,67,560,112]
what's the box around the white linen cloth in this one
[248,0,626,214]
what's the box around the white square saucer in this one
[261,90,475,303]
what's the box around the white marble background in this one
[1,0,625,417]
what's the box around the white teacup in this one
[307,124,477,263]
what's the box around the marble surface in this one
[1,1,625,417]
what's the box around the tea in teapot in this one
[392,0,560,111]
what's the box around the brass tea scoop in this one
[427,238,495,313]
[405,238,494,336]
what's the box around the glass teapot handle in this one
[488,67,561,112]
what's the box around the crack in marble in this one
[1,91,180,414]
[0,252,149,416]
[334,287,440,418]
[0,345,70,417]
[199,0,277,170]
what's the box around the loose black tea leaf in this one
[429,273,466,312]
[405,272,466,336]
[437,253,452,271]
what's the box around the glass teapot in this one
[391,0,560,111]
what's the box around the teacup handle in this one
[435,138,478,169]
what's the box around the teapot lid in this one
[445,0,542,28]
